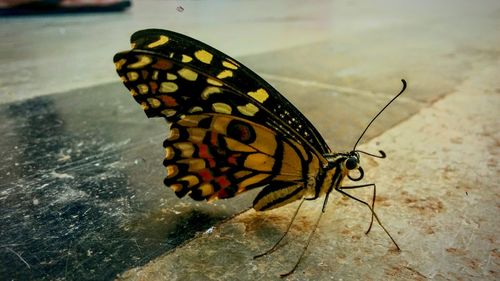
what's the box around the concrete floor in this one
[1,0,499,280]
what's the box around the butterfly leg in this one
[253,197,306,259]
[338,183,376,234]
[279,205,325,278]
[279,188,333,277]
[334,186,400,251]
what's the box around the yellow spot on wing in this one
[181,54,193,63]
[188,106,203,113]
[127,72,139,81]
[152,70,159,80]
[165,147,175,160]
[199,183,214,197]
[237,103,259,116]
[177,159,206,172]
[212,103,232,114]
[222,60,238,70]
[160,82,178,93]
[161,109,177,117]
[194,49,213,64]
[166,73,177,80]
[179,175,199,188]
[128,55,152,69]
[217,70,233,79]
[207,78,223,86]
[168,128,180,140]
[217,69,233,79]
[201,86,222,100]
[170,183,183,192]
[147,35,169,48]
[177,115,211,127]
[147,98,161,108]
[248,88,269,103]
[186,128,206,143]
[114,58,126,70]
[166,165,179,178]
[178,68,198,81]
[137,84,149,94]
[174,142,195,158]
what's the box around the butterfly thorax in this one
[316,151,362,197]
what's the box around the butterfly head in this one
[345,151,360,170]
[339,151,363,181]
[324,151,363,181]
[343,149,387,181]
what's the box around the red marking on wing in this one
[240,126,250,141]
[149,82,158,94]
[198,168,213,182]
[160,95,177,106]
[227,155,238,165]
[206,158,216,168]
[210,131,217,146]
[152,59,172,70]
[215,176,231,189]
[217,189,228,198]
[199,144,212,158]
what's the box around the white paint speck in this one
[204,226,215,235]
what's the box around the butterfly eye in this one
[345,157,358,170]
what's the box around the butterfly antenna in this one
[352,79,407,152]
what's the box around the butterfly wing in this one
[163,113,324,210]
[114,29,330,154]
[114,29,329,210]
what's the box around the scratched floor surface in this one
[0,82,260,280]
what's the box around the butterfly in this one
[113,29,405,276]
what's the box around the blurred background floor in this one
[0,0,499,280]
